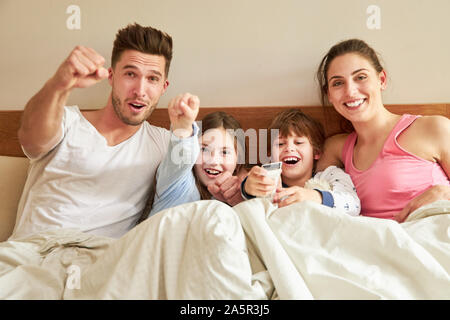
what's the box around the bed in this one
[0,104,449,299]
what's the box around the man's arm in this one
[18,46,108,158]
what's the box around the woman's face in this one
[326,53,386,123]
[194,128,238,187]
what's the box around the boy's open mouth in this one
[282,156,300,165]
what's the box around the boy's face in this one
[271,131,320,183]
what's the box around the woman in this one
[315,39,450,222]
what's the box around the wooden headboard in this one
[1,104,449,159]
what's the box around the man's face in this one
[108,50,169,126]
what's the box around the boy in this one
[241,109,360,216]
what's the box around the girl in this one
[241,109,360,216]
[144,94,245,218]
[315,39,450,221]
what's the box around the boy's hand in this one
[168,93,200,138]
[244,166,278,197]
[273,186,322,208]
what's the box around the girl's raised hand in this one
[168,93,200,138]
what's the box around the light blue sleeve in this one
[149,122,201,217]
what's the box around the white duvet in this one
[0,199,448,299]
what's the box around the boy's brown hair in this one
[111,23,173,77]
[268,108,325,158]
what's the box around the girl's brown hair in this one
[194,111,244,200]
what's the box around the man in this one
[12,23,200,239]
[0,23,264,301]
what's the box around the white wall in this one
[1,0,449,110]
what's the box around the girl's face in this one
[326,53,386,123]
[194,128,238,187]
[271,131,319,184]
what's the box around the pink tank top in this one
[342,114,449,220]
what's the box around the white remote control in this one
[261,162,282,199]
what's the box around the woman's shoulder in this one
[400,114,450,160]
[324,133,352,153]
[316,133,351,171]
[409,115,450,138]
[414,114,449,127]
[325,132,351,143]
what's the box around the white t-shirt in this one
[11,106,171,239]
